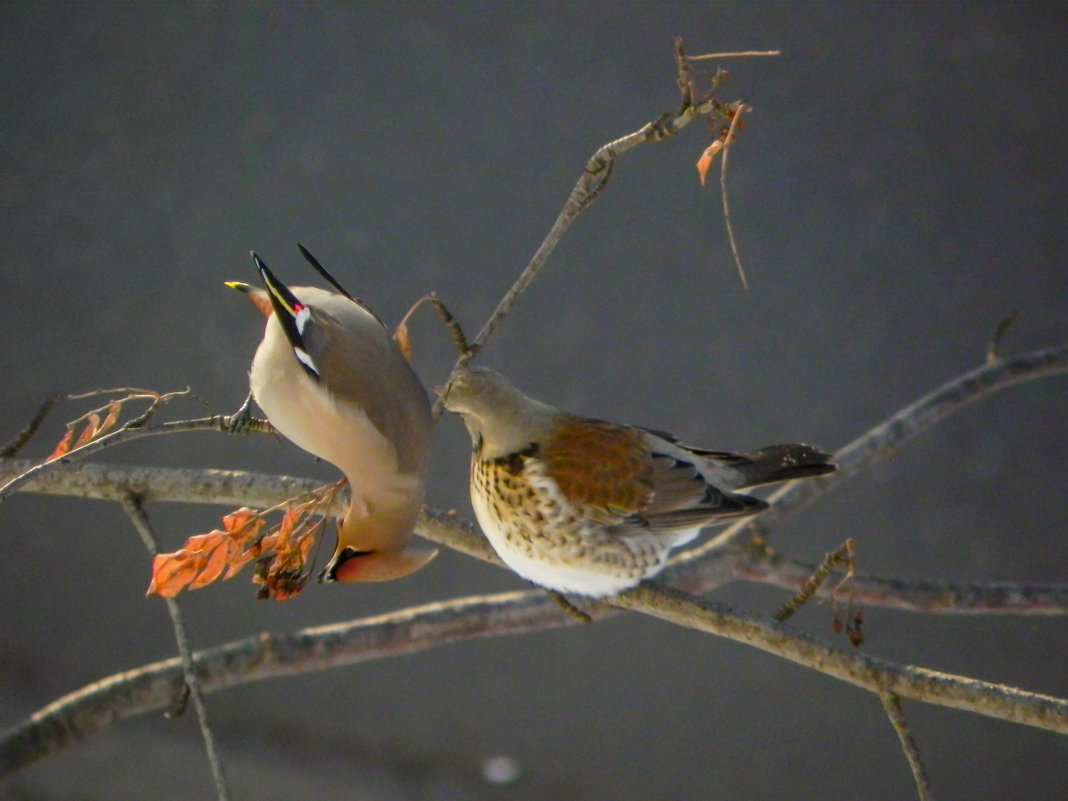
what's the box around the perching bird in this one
[228,247,437,583]
[441,365,835,598]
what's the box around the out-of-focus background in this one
[2,3,1066,799]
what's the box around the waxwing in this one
[229,247,436,583]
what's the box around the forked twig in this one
[394,293,470,362]
[457,37,744,375]
[880,692,934,801]
[773,538,855,622]
[120,492,231,801]
[719,102,750,289]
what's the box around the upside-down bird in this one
[441,365,834,597]
[228,247,436,583]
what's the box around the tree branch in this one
[4,580,1066,779]
[0,410,273,506]
[880,692,934,801]
[612,583,1068,733]
[120,492,231,801]
[0,590,572,778]
[2,347,1066,778]
[440,50,740,395]
[4,455,1065,616]
[686,345,1068,557]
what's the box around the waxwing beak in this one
[226,280,273,317]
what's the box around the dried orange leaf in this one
[183,530,224,553]
[223,538,256,579]
[275,507,303,548]
[394,320,413,361]
[696,140,725,186]
[45,428,76,462]
[148,502,328,599]
[98,401,123,437]
[147,551,203,597]
[189,539,231,589]
[223,507,263,539]
[74,413,102,447]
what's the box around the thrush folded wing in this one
[539,418,656,519]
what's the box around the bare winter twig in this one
[120,493,231,801]
[880,692,934,801]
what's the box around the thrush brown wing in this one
[538,416,656,522]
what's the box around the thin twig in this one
[773,538,854,622]
[0,395,62,457]
[880,692,934,801]
[454,51,740,381]
[683,345,1068,558]
[731,549,1068,615]
[689,50,782,60]
[986,311,1019,364]
[720,102,750,289]
[0,410,273,505]
[120,492,231,801]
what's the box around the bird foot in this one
[546,590,593,623]
[225,392,260,435]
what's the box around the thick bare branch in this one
[613,583,1068,733]
[0,458,323,509]
[2,346,1067,777]
[0,590,570,778]
[4,580,1066,779]
[5,454,1065,616]
[4,454,1063,619]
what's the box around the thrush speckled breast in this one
[442,365,835,598]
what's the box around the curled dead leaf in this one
[696,140,725,186]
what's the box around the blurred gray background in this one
[2,2,1066,799]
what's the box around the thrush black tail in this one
[723,444,836,489]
